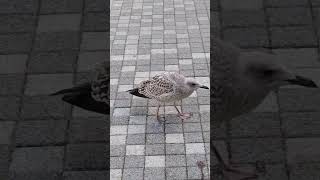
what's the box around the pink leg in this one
[174,102,192,122]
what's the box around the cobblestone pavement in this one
[110,0,210,179]
[213,0,320,179]
[0,0,108,179]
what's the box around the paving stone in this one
[69,117,107,143]
[28,51,77,74]
[146,144,165,155]
[145,156,165,167]
[0,0,39,14]
[110,156,124,168]
[270,26,317,47]
[267,7,312,26]
[83,12,108,31]
[0,75,24,95]
[81,32,108,50]
[221,11,266,27]
[165,155,186,167]
[144,167,165,180]
[230,112,281,137]
[37,14,81,32]
[126,145,145,156]
[34,32,80,51]
[186,154,207,167]
[110,135,126,146]
[126,133,145,145]
[287,138,320,164]
[166,144,186,155]
[124,155,145,168]
[25,74,73,96]
[122,168,143,180]
[289,163,320,180]
[0,121,15,145]
[186,143,205,154]
[282,112,320,137]
[63,171,108,180]
[15,120,66,146]
[110,169,122,180]
[223,27,269,48]
[0,96,21,120]
[230,138,284,164]
[65,143,107,170]
[166,167,187,180]
[77,51,108,72]
[0,33,33,53]
[0,15,36,33]
[9,147,64,180]
[40,0,83,13]
[184,132,204,143]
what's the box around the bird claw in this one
[177,112,192,121]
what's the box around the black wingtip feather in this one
[51,83,108,114]
[127,88,150,98]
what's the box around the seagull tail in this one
[127,88,150,98]
[50,83,108,115]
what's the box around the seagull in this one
[50,61,109,114]
[127,72,209,122]
[212,38,318,179]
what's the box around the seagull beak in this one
[286,75,318,88]
[200,85,209,89]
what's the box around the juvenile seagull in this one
[51,61,109,114]
[128,72,209,121]
[212,38,318,179]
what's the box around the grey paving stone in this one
[0,96,21,120]
[28,51,77,74]
[65,143,107,170]
[221,11,266,27]
[25,74,73,96]
[166,155,186,167]
[0,121,15,145]
[230,138,284,164]
[15,120,66,146]
[85,0,107,12]
[124,155,145,168]
[0,54,27,74]
[69,117,107,143]
[146,144,165,155]
[77,51,107,72]
[289,163,320,180]
[270,26,317,47]
[21,96,67,120]
[267,7,312,26]
[40,0,83,14]
[278,88,320,112]
[0,33,33,53]
[63,171,108,180]
[287,138,320,164]
[122,168,144,180]
[110,145,125,157]
[166,144,186,155]
[83,12,108,31]
[144,167,165,180]
[265,0,308,7]
[186,154,207,167]
[230,112,281,137]
[110,156,124,169]
[166,167,187,180]
[9,147,64,180]
[34,32,80,51]
[146,134,165,144]
[0,75,24,95]
[223,27,269,48]
[0,145,10,179]
[0,15,36,33]
[37,14,81,32]
[184,132,204,143]
[81,32,108,50]
[0,0,39,14]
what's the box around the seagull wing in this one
[138,73,175,100]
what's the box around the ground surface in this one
[0,0,108,179]
[110,0,210,179]
[213,0,320,179]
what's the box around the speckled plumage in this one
[138,72,194,102]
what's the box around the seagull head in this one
[240,52,318,90]
[185,78,209,90]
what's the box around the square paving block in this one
[145,156,165,167]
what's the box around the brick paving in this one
[213,0,320,179]
[110,0,210,179]
[0,0,108,179]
